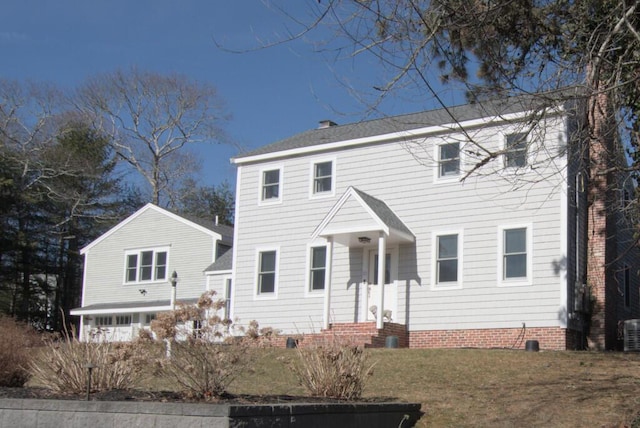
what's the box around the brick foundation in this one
[409,326,574,351]
[274,323,579,351]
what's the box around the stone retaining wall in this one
[0,398,423,428]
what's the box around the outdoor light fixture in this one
[358,236,371,244]
[170,271,178,287]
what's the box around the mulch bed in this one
[0,387,394,404]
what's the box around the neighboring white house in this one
[228,93,640,351]
[70,203,233,341]
[72,93,640,350]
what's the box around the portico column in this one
[377,232,386,329]
[323,236,334,330]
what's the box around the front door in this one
[366,249,397,322]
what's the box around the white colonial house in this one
[72,93,639,350]
[228,93,640,351]
[70,203,233,341]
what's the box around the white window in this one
[124,248,169,284]
[310,159,336,198]
[95,316,112,326]
[309,246,327,292]
[432,231,463,288]
[144,313,156,325]
[437,234,458,283]
[115,315,131,326]
[224,277,232,319]
[261,168,281,201]
[505,132,528,168]
[438,143,460,177]
[498,225,532,286]
[257,250,277,296]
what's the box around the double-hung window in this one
[314,161,332,193]
[437,234,458,284]
[125,248,169,283]
[438,143,460,178]
[505,133,528,168]
[309,246,327,292]
[262,168,281,201]
[498,226,531,285]
[257,250,277,295]
[503,228,527,278]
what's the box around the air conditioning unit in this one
[624,319,640,352]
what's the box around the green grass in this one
[224,348,640,428]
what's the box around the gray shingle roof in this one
[234,91,571,161]
[352,188,413,237]
[171,212,234,245]
[71,298,199,312]
[204,249,233,273]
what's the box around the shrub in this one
[29,327,150,394]
[155,339,253,399]
[0,316,40,387]
[293,339,374,400]
[150,291,268,399]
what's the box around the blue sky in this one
[0,1,462,187]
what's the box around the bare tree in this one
[76,68,229,206]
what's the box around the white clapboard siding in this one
[82,207,217,307]
[232,113,570,334]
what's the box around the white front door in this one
[366,249,397,322]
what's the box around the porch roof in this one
[70,298,198,316]
[312,187,415,246]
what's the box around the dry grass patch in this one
[229,348,640,427]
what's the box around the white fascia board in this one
[204,269,233,276]
[233,109,563,165]
[70,305,172,316]
[80,203,221,255]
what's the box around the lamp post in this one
[166,270,178,358]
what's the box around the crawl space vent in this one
[624,319,640,352]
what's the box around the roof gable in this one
[81,203,227,254]
[312,187,414,243]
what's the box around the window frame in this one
[115,314,132,326]
[431,230,463,289]
[306,243,327,296]
[94,316,112,327]
[259,165,284,205]
[434,141,462,183]
[255,247,279,299]
[309,158,336,198]
[497,225,533,286]
[144,313,156,325]
[504,132,529,168]
[123,247,170,285]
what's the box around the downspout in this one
[323,236,334,330]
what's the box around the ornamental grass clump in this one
[150,290,267,400]
[293,338,375,400]
[0,316,41,387]
[29,326,150,394]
